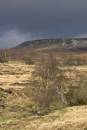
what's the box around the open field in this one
[0,62,34,89]
[0,61,87,89]
[0,61,87,130]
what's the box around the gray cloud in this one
[0,0,87,47]
[0,29,32,48]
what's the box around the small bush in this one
[66,73,87,106]
[24,56,34,65]
[0,88,7,108]
[84,128,87,130]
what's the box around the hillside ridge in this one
[15,38,87,52]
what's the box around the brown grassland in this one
[0,51,87,130]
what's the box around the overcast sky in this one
[0,0,87,48]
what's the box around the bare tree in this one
[30,54,67,112]
[0,50,9,63]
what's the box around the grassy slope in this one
[0,106,87,130]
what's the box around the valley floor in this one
[0,62,87,130]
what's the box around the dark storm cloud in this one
[0,0,87,48]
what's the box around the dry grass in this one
[0,61,34,89]
[0,61,87,130]
[0,61,87,90]
[0,106,87,130]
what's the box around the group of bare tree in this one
[29,54,69,113]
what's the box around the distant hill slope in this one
[16,38,87,51]
[17,39,63,48]
[1,38,87,61]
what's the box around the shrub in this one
[66,72,87,106]
[0,88,7,108]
